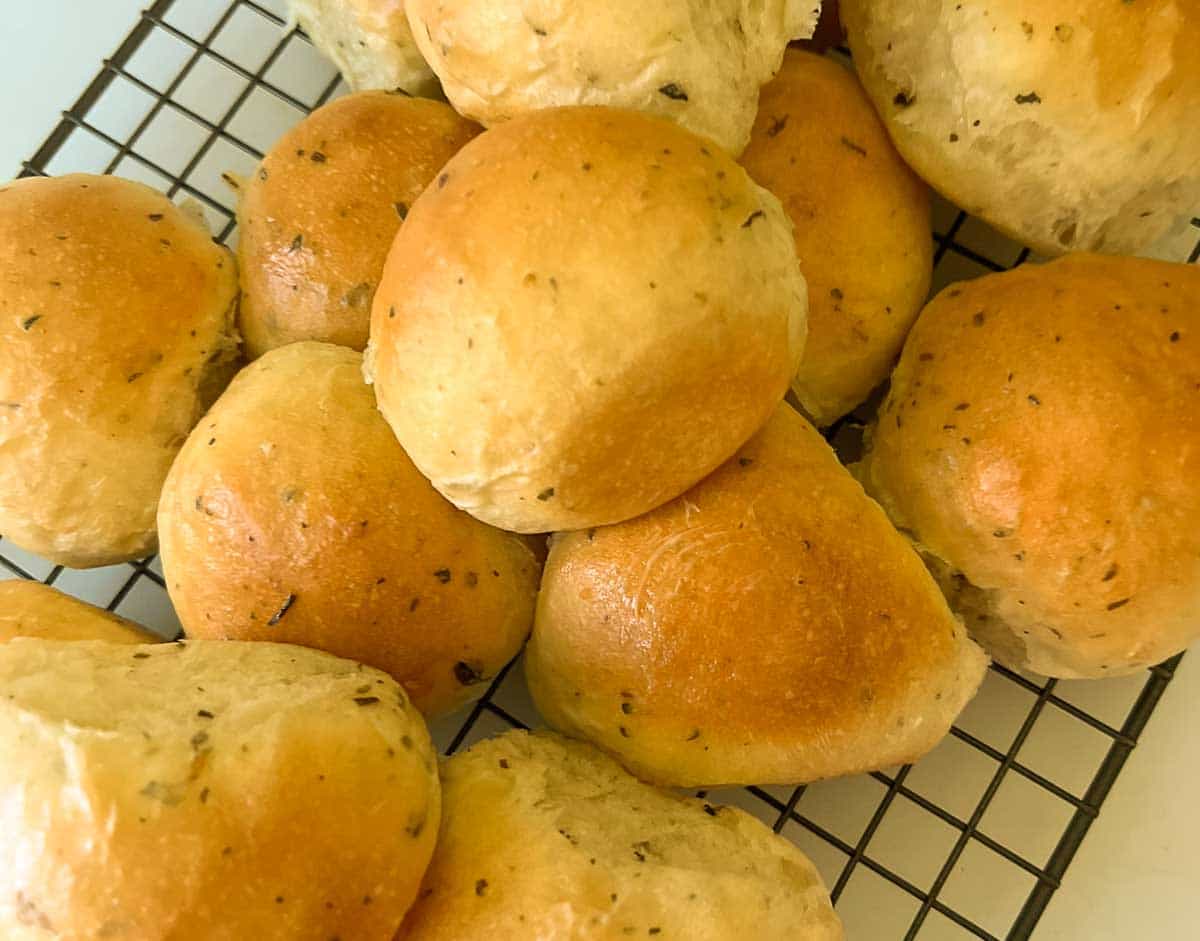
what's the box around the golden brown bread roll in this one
[0,173,239,568]
[860,254,1200,678]
[158,342,541,717]
[526,403,987,788]
[841,0,1200,256]
[0,638,439,940]
[367,107,807,533]
[288,0,439,96]
[0,581,158,645]
[405,0,821,155]
[236,90,479,357]
[398,731,844,940]
[742,49,931,426]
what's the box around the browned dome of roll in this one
[861,254,1200,678]
[236,90,479,357]
[742,48,931,425]
[527,403,987,788]
[158,342,541,717]
[366,106,807,533]
[0,173,239,568]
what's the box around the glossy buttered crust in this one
[398,731,844,940]
[842,0,1200,256]
[0,174,239,568]
[236,91,479,357]
[861,254,1200,678]
[158,342,541,717]
[527,404,987,788]
[289,0,440,95]
[366,106,807,533]
[0,581,158,646]
[0,639,439,941]
[742,50,932,426]
[405,0,820,155]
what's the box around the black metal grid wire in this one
[5,2,1199,938]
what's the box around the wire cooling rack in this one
[5,1,1199,937]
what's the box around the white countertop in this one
[3,3,1197,938]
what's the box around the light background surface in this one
[1,3,1197,938]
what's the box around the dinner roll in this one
[527,403,987,788]
[742,49,931,425]
[367,107,807,533]
[0,174,239,568]
[236,90,479,357]
[0,639,439,940]
[158,342,541,717]
[404,0,821,155]
[841,0,1200,256]
[397,731,844,940]
[0,581,158,645]
[289,0,439,96]
[860,254,1200,678]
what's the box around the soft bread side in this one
[0,639,439,940]
[398,731,844,940]
[405,0,820,154]
[842,0,1200,255]
[289,0,439,96]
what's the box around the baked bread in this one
[158,342,541,717]
[0,638,439,940]
[404,0,821,154]
[397,731,844,940]
[860,254,1200,678]
[526,403,987,787]
[841,0,1200,256]
[236,90,479,357]
[0,581,158,645]
[742,49,931,425]
[366,107,807,533]
[0,174,239,568]
[289,0,439,96]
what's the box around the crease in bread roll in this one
[742,48,932,426]
[0,173,240,568]
[236,90,480,358]
[526,402,988,788]
[367,106,808,533]
[0,638,440,940]
[860,253,1200,678]
[404,0,821,155]
[158,342,542,717]
[288,0,440,96]
[397,730,844,940]
[0,581,160,645]
[841,0,1200,256]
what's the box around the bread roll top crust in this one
[368,105,807,532]
[528,404,987,787]
[0,173,239,567]
[862,254,1200,677]
[158,341,541,717]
